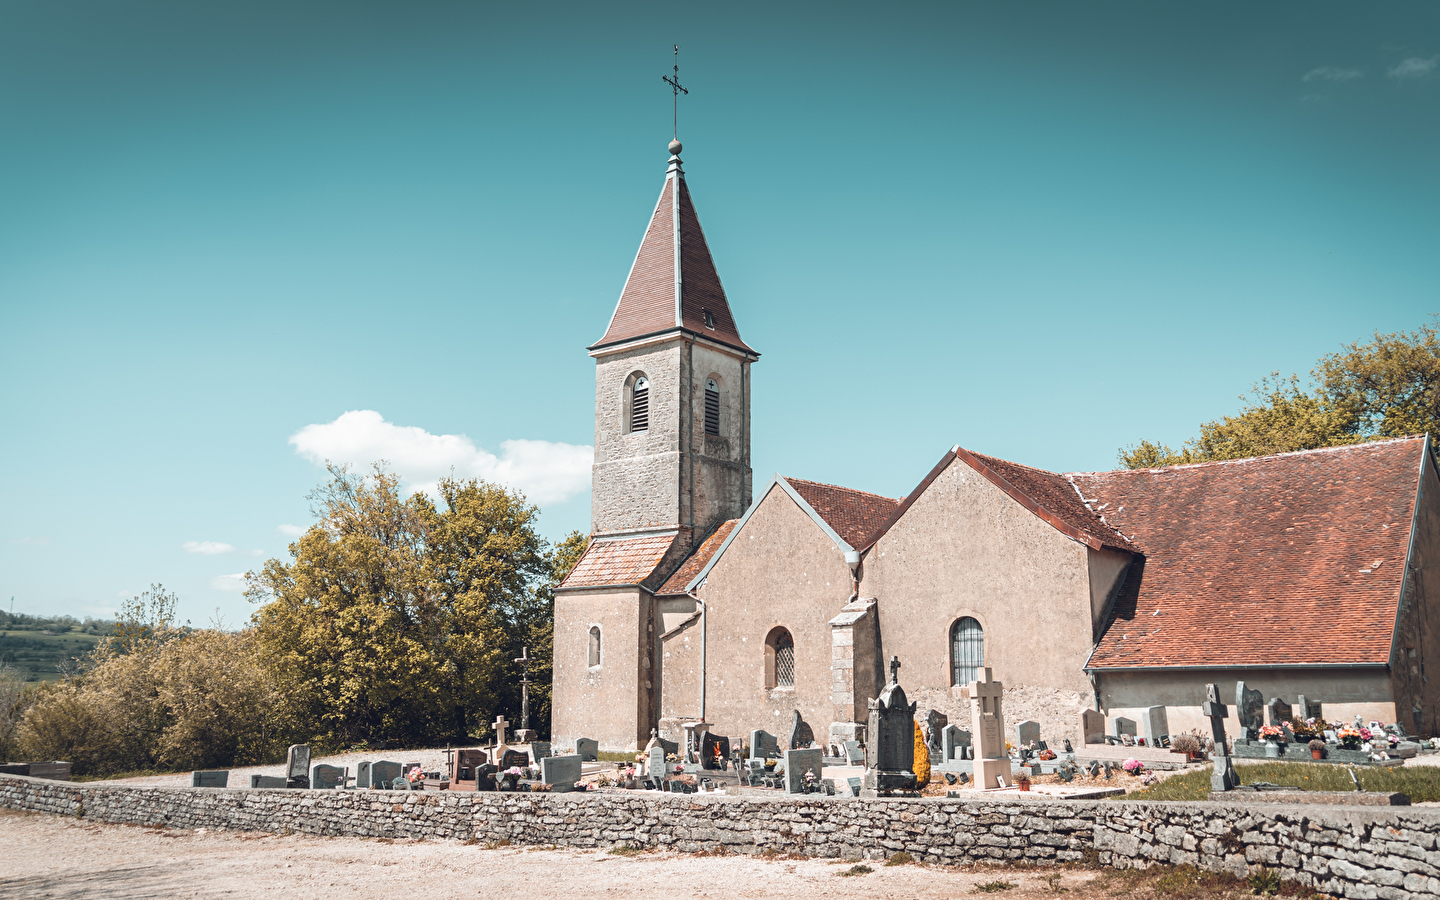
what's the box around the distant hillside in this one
[0,613,109,682]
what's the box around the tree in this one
[1119,323,1440,469]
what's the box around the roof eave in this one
[588,326,758,359]
[1086,662,1391,673]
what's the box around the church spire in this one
[590,140,757,357]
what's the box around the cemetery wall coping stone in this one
[6,772,1440,897]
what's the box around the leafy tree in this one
[1120,323,1440,468]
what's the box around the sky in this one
[2,1,1437,625]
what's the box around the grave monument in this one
[860,656,918,797]
[1142,706,1169,747]
[285,744,311,789]
[1203,683,1239,791]
[1235,682,1264,741]
[965,666,1010,790]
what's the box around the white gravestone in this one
[966,667,1009,790]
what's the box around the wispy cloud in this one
[289,410,593,505]
[182,540,234,555]
[1303,66,1363,83]
[1389,57,1437,80]
[276,524,306,538]
[10,536,50,546]
[209,573,248,592]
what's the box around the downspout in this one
[687,586,707,722]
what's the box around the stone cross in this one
[889,655,901,684]
[967,667,1009,790]
[493,715,509,748]
[1202,683,1239,791]
[515,647,532,733]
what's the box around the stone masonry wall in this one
[4,775,1439,898]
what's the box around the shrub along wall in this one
[3,774,1438,900]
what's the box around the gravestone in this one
[249,774,286,789]
[844,740,864,765]
[1297,694,1322,720]
[191,770,229,788]
[1235,682,1264,741]
[1203,683,1239,791]
[923,709,948,757]
[540,754,582,792]
[1112,717,1137,739]
[1142,706,1170,747]
[476,763,497,791]
[1323,730,1338,744]
[285,744,311,789]
[500,749,530,771]
[749,729,780,760]
[1081,709,1105,745]
[575,738,599,762]
[784,747,824,794]
[647,746,667,780]
[391,776,415,790]
[311,764,345,790]
[355,761,375,788]
[454,749,488,784]
[1267,698,1294,727]
[966,667,1010,793]
[788,710,815,750]
[1015,720,1041,748]
[861,656,918,796]
[941,724,971,762]
[1394,741,1421,759]
[529,742,551,764]
[370,760,402,790]
[701,732,730,769]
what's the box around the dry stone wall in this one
[4,774,1439,899]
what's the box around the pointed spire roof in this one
[591,144,757,356]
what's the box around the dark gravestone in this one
[249,775,286,789]
[1015,720,1041,747]
[476,763,498,791]
[540,754,582,792]
[1235,682,1264,741]
[529,742,551,763]
[355,761,374,788]
[285,744,311,789]
[575,738,599,762]
[749,729,780,760]
[844,740,864,766]
[1267,698,1294,727]
[784,748,823,794]
[500,749,530,771]
[940,725,970,762]
[700,732,730,769]
[455,749,488,784]
[788,710,815,750]
[190,770,229,788]
[370,760,402,789]
[311,764,345,790]
[862,656,918,796]
[923,709,948,757]
[1297,695,1322,721]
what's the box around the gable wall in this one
[864,458,1099,701]
[552,586,654,752]
[1390,445,1440,736]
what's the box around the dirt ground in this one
[0,806,1248,900]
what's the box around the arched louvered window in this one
[588,626,601,667]
[704,379,720,436]
[766,627,795,689]
[950,617,984,686]
[630,376,649,432]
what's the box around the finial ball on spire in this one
[668,139,683,156]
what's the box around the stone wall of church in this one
[683,341,752,536]
[1390,449,1440,737]
[552,586,656,752]
[863,456,1100,708]
[592,342,685,534]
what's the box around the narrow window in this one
[703,309,715,329]
[630,377,649,432]
[588,626,601,667]
[950,617,984,686]
[704,379,720,436]
[765,627,795,689]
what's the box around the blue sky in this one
[2,1,1436,625]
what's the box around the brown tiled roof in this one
[591,161,755,355]
[961,449,1140,554]
[1075,437,1425,669]
[558,533,678,590]
[658,519,740,595]
[785,477,903,549]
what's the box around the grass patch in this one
[838,864,873,877]
[1104,863,1319,899]
[608,842,642,856]
[1124,762,1440,802]
[972,880,1016,893]
[885,851,913,866]
[598,751,636,763]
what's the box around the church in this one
[552,139,1440,752]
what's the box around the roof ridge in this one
[1067,434,1426,478]
[782,475,901,503]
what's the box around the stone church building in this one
[552,141,1440,752]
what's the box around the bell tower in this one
[587,139,758,552]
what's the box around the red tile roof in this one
[961,449,1140,553]
[1074,437,1425,669]
[658,519,740,595]
[558,533,679,590]
[591,162,755,355]
[785,477,903,549]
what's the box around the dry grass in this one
[1125,761,1440,802]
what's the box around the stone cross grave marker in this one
[1080,709,1105,745]
[311,764,345,790]
[967,666,1010,791]
[575,738,599,762]
[1203,683,1239,791]
[190,770,229,788]
[541,754,582,792]
[370,760,402,789]
[492,715,509,748]
[1142,706,1170,747]
[1267,698,1293,727]
[1015,720,1041,748]
[784,747,823,794]
[941,724,970,761]
[1235,682,1264,741]
[1297,694,1321,720]
[749,729,780,760]
[249,774,286,789]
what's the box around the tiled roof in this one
[961,450,1140,553]
[591,159,755,355]
[658,519,739,595]
[1075,437,1425,669]
[558,533,678,590]
[785,477,903,549]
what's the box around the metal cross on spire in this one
[662,44,688,141]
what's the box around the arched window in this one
[588,626,601,667]
[630,376,649,432]
[765,627,795,689]
[704,378,720,436]
[950,617,984,686]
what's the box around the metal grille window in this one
[950,617,984,686]
[704,379,720,436]
[630,377,649,432]
[771,629,795,689]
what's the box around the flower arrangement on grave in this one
[1386,733,1399,747]
[1012,770,1031,791]
[673,764,684,774]
[1140,771,1158,786]
[1258,725,1285,743]
[1337,726,1363,749]
[406,766,424,784]
[1122,758,1145,776]
[666,753,678,762]
[1170,733,1202,759]
[1037,749,1057,761]
[1289,718,1318,741]
[1358,726,1374,742]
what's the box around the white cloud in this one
[209,573,248,592]
[289,410,593,505]
[182,540,234,555]
[1303,66,1362,82]
[1389,57,1437,80]
[276,524,306,537]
